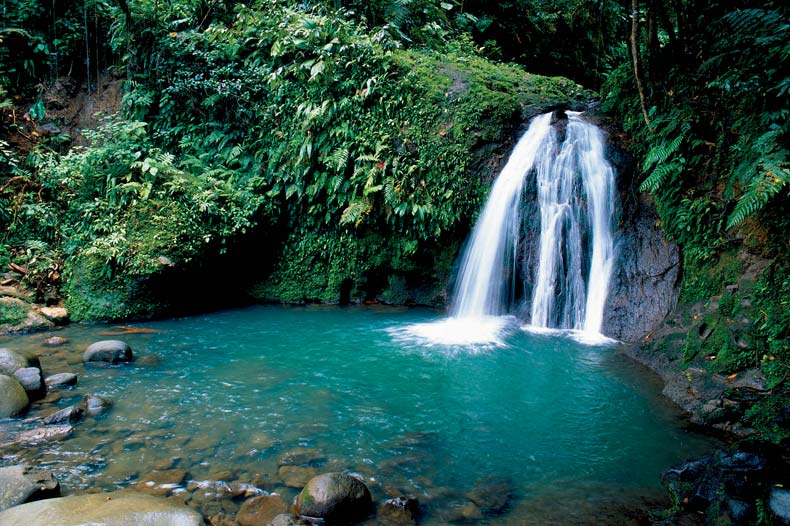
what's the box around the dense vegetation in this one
[1,0,788,443]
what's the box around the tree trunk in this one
[630,0,653,129]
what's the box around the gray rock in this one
[45,372,79,389]
[0,465,60,512]
[0,374,29,418]
[13,367,45,399]
[293,472,373,523]
[771,488,790,525]
[81,393,113,416]
[269,514,312,526]
[83,340,133,364]
[0,490,206,525]
[0,348,39,376]
[44,336,69,346]
[42,405,84,425]
[15,426,74,444]
[602,201,681,341]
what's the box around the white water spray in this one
[528,112,616,335]
[400,111,616,346]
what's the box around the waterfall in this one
[451,110,617,337]
[451,113,553,319]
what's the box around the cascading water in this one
[528,112,616,335]
[450,113,553,319]
[403,110,616,346]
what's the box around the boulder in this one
[81,394,113,416]
[771,488,790,526]
[38,307,68,325]
[0,465,60,512]
[0,348,39,376]
[83,340,133,364]
[0,490,206,525]
[15,426,74,444]
[45,372,79,389]
[42,405,84,425]
[237,495,287,526]
[293,473,373,523]
[0,374,29,418]
[13,367,45,400]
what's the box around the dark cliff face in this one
[599,122,681,342]
[513,113,681,341]
[602,196,681,341]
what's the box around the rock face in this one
[0,490,206,525]
[293,473,373,523]
[0,374,29,418]
[83,340,133,363]
[602,199,681,341]
[0,465,60,512]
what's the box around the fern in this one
[640,159,684,193]
[727,161,790,229]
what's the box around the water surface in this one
[1,305,715,523]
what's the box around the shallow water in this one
[1,305,716,523]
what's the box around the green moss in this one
[0,301,28,326]
[680,251,744,304]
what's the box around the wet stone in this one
[13,367,45,399]
[278,447,326,468]
[44,336,69,346]
[15,425,73,444]
[237,494,288,526]
[137,469,188,496]
[44,372,78,389]
[270,513,312,526]
[83,340,133,364]
[380,496,420,523]
[278,466,318,489]
[42,405,84,425]
[81,394,113,416]
[465,477,513,515]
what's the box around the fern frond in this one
[640,160,684,193]
[727,162,790,229]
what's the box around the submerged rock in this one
[293,473,373,523]
[0,374,29,418]
[15,425,74,444]
[380,496,420,523]
[0,464,60,512]
[237,494,287,526]
[83,340,134,364]
[45,372,79,389]
[81,394,113,416]
[42,405,84,425]
[0,490,205,525]
[270,513,312,526]
[44,336,69,346]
